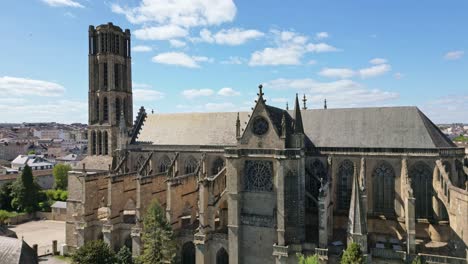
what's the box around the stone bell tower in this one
[87,23,132,156]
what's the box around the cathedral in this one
[65,23,468,263]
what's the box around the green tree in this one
[71,240,116,264]
[53,164,71,190]
[0,182,13,211]
[141,199,176,264]
[341,242,364,264]
[11,165,39,213]
[116,246,133,264]
[412,255,425,264]
[297,253,319,264]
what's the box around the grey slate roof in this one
[0,236,37,264]
[137,106,455,149]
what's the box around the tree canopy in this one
[11,165,39,213]
[341,242,364,264]
[53,164,72,190]
[141,199,176,264]
[297,253,319,264]
[72,240,116,264]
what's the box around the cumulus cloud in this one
[0,76,65,97]
[221,56,245,65]
[318,62,391,79]
[198,28,264,45]
[369,58,387,65]
[133,45,152,52]
[134,89,164,101]
[249,30,340,66]
[42,0,83,8]
[111,0,236,27]
[444,50,464,60]
[152,52,211,68]
[315,32,329,40]
[264,78,399,107]
[169,39,186,48]
[134,25,188,40]
[218,87,240,96]
[182,89,214,99]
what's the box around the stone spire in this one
[347,164,368,252]
[118,109,127,150]
[236,112,241,139]
[294,94,304,134]
[302,94,307,110]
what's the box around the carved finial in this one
[82,163,86,173]
[151,109,154,114]
[302,94,307,110]
[257,84,265,102]
[286,102,289,110]
[324,98,327,109]
[236,112,241,139]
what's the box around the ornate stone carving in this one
[252,116,269,136]
[240,213,274,227]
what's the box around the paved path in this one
[10,220,65,256]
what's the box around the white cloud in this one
[218,87,240,96]
[0,76,65,97]
[132,82,152,89]
[221,56,245,65]
[182,89,214,99]
[169,39,186,48]
[444,50,464,60]
[358,63,391,78]
[111,0,236,28]
[152,52,211,68]
[42,0,83,8]
[264,78,399,107]
[394,72,404,80]
[369,58,387,65]
[315,32,329,40]
[133,45,152,52]
[134,89,164,101]
[134,25,188,40]
[199,28,264,45]
[319,68,355,79]
[318,63,391,79]
[249,30,339,66]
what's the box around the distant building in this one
[0,141,30,161]
[11,154,54,171]
[56,154,84,167]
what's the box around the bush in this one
[0,210,18,225]
[116,246,133,264]
[412,255,425,264]
[53,164,71,190]
[60,191,68,201]
[10,165,40,213]
[297,253,319,264]
[341,242,363,264]
[0,182,13,211]
[71,240,116,264]
[43,189,68,202]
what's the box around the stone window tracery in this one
[211,157,225,176]
[373,162,395,214]
[158,155,171,173]
[306,159,326,205]
[252,116,269,136]
[185,156,198,174]
[338,159,354,210]
[410,162,433,219]
[244,160,273,192]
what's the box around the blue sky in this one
[0,0,467,124]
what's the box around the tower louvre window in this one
[115,35,119,54]
[103,63,108,88]
[116,98,121,124]
[103,97,109,122]
[114,64,119,89]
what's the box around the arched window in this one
[97,131,102,155]
[216,247,229,264]
[181,242,195,264]
[103,97,109,122]
[211,157,225,175]
[285,171,298,227]
[244,160,273,192]
[103,131,108,155]
[338,160,354,210]
[410,162,433,219]
[95,98,100,123]
[373,162,395,214]
[158,155,171,173]
[116,98,121,124]
[185,156,198,174]
[306,159,326,202]
[91,131,96,155]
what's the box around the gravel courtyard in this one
[10,220,65,256]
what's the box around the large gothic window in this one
[181,242,195,264]
[338,160,354,210]
[103,97,109,122]
[211,157,225,176]
[216,247,229,264]
[285,171,298,227]
[103,131,108,155]
[185,156,198,174]
[410,162,433,219]
[373,162,395,214]
[115,98,121,124]
[306,159,326,203]
[91,131,96,155]
[97,131,102,155]
[158,155,171,173]
[95,98,100,123]
[244,160,273,192]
